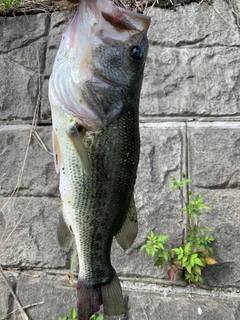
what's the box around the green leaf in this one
[70,307,77,319]
[191,253,198,260]
[140,244,147,251]
[186,264,192,274]
[183,243,191,254]
[163,251,170,261]
[194,258,205,267]
[148,230,156,240]
[181,255,188,264]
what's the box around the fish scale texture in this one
[64,106,139,285]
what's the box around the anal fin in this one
[115,193,138,250]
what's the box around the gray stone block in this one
[0,125,58,197]
[0,274,17,319]
[0,14,50,121]
[148,1,240,47]
[0,196,68,268]
[126,289,240,320]
[140,1,240,117]
[188,122,240,287]
[112,124,186,280]
[0,272,76,320]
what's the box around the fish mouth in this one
[93,70,126,88]
[100,5,150,34]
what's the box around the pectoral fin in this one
[115,194,138,250]
[57,211,74,252]
[66,123,92,175]
[52,130,62,174]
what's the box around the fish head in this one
[49,0,150,128]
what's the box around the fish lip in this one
[93,69,126,88]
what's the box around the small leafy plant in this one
[58,307,105,320]
[90,315,106,320]
[0,0,24,12]
[58,307,77,320]
[141,175,217,285]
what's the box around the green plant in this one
[141,175,217,285]
[58,307,77,320]
[0,0,24,12]
[58,307,106,320]
[90,315,106,320]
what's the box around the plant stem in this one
[178,186,189,243]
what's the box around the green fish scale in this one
[69,107,139,286]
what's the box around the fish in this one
[48,0,150,319]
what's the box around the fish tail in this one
[76,270,125,320]
[101,270,125,316]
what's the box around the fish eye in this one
[130,45,143,61]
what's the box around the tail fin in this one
[76,270,125,320]
[101,270,125,316]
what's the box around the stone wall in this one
[1,0,240,319]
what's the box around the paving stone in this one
[126,289,240,320]
[140,1,240,117]
[0,272,76,320]
[2,272,240,320]
[112,124,186,280]
[148,1,240,47]
[0,14,50,121]
[0,125,58,197]
[0,196,68,268]
[188,123,240,287]
[0,274,16,319]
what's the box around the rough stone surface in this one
[1,1,240,319]
[140,1,240,117]
[0,125,58,197]
[0,14,50,121]
[188,123,240,288]
[127,289,240,320]
[0,273,76,320]
[0,196,68,268]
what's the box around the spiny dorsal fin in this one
[115,193,138,250]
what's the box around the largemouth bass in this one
[48,0,150,319]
